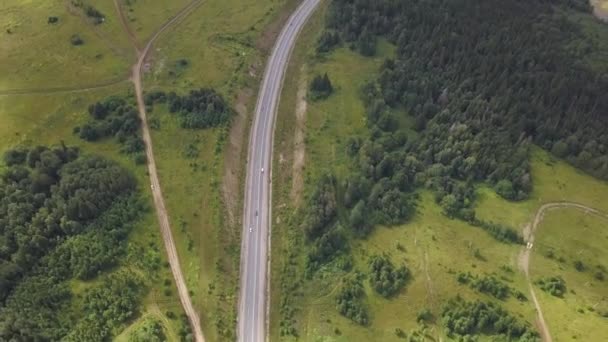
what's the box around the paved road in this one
[117,1,206,342]
[238,0,321,341]
[518,202,608,342]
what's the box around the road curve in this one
[519,202,608,342]
[237,0,322,341]
[117,1,206,342]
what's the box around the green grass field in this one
[271,5,608,342]
[121,0,192,44]
[0,0,134,90]
[529,208,608,341]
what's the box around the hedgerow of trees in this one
[0,145,148,340]
[145,88,234,129]
[457,272,511,300]
[321,0,608,218]
[441,297,539,341]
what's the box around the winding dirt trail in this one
[519,202,608,342]
[115,1,206,342]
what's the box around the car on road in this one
[249,226,253,232]
[151,184,154,190]
[261,167,264,173]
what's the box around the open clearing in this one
[529,208,608,341]
[0,0,134,90]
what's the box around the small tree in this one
[309,73,333,100]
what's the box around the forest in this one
[318,0,608,221]
[0,145,149,340]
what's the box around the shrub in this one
[70,34,84,46]
[368,255,409,297]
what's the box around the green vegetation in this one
[76,96,145,163]
[457,272,512,300]
[128,318,166,342]
[335,273,368,325]
[271,0,608,341]
[146,88,233,129]
[309,73,333,100]
[441,297,539,341]
[536,276,567,297]
[0,1,133,90]
[368,255,409,298]
[529,208,608,340]
[0,146,150,340]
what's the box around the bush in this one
[309,73,333,100]
[368,255,409,297]
[48,16,59,24]
[537,276,567,297]
[335,274,369,325]
[70,34,84,46]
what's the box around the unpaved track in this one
[0,78,129,96]
[115,1,205,342]
[519,202,608,342]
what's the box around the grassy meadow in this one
[271,5,608,342]
[0,0,134,91]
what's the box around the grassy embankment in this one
[0,0,134,90]
[139,0,300,339]
[271,5,608,342]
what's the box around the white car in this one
[151,184,155,190]
[249,226,253,232]
[261,168,264,173]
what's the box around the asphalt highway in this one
[237,0,322,341]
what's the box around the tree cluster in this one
[0,146,145,340]
[457,272,511,300]
[335,273,369,325]
[145,88,233,129]
[309,73,334,100]
[368,255,409,298]
[441,297,539,341]
[536,276,567,297]
[324,0,608,204]
[129,318,166,342]
[75,96,145,162]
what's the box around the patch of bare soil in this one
[290,65,307,206]
[222,88,252,227]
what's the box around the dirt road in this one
[114,1,205,341]
[519,202,608,342]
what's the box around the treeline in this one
[324,0,608,196]
[145,88,233,129]
[75,96,146,163]
[0,145,148,340]
[442,297,539,341]
[457,272,526,301]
